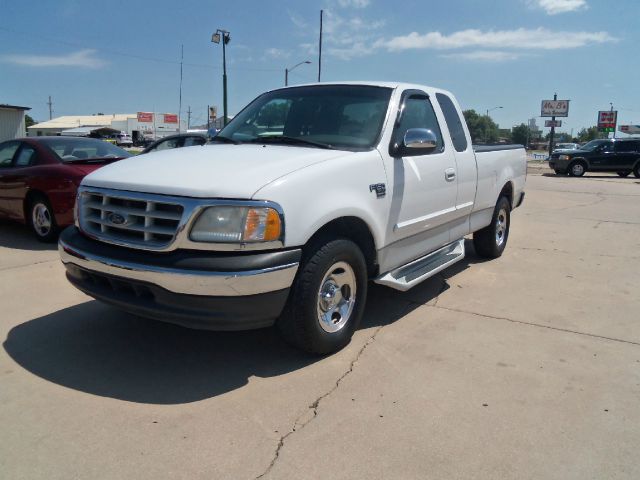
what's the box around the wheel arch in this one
[303,216,378,278]
[498,181,514,208]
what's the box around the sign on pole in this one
[597,111,617,132]
[163,114,178,124]
[545,120,562,128]
[541,100,570,117]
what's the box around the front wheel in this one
[473,196,511,259]
[28,195,59,242]
[569,161,586,177]
[634,164,640,178]
[277,239,368,355]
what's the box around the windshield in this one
[218,85,392,151]
[580,140,610,151]
[39,138,132,161]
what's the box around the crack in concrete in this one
[255,324,385,479]
[511,246,640,260]
[429,305,640,347]
[0,259,58,272]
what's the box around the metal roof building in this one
[28,114,136,137]
[0,104,31,142]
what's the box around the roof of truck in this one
[272,81,455,97]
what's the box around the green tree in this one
[576,126,603,143]
[25,114,35,128]
[511,123,530,147]
[463,109,499,143]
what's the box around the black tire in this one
[634,164,640,179]
[28,194,59,242]
[616,171,631,177]
[473,196,511,259]
[277,238,368,355]
[568,160,587,177]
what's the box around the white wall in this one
[0,109,26,142]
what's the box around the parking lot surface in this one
[1,173,639,479]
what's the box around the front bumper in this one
[59,227,300,330]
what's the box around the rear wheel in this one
[617,171,631,177]
[277,238,367,355]
[473,196,511,259]
[569,161,586,177]
[28,195,59,242]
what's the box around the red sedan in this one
[0,137,130,241]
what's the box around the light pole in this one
[485,106,502,143]
[486,106,503,117]
[212,29,231,127]
[285,60,311,86]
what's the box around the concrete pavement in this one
[1,172,639,479]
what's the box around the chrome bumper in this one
[59,238,299,297]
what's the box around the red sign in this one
[137,112,153,122]
[597,111,617,129]
[163,114,178,124]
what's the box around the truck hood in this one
[81,144,351,199]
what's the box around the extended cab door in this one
[380,90,458,271]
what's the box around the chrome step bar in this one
[374,238,465,291]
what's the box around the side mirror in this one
[389,128,439,157]
[404,128,437,151]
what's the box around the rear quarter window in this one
[436,93,468,152]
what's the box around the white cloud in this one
[0,49,106,68]
[265,48,290,59]
[337,0,370,8]
[377,28,615,51]
[532,0,588,15]
[440,51,523,62]
[288,10,308,29]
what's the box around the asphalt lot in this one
[1,172,639,479]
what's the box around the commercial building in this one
[0,104,31,142]
[28,112,186,140]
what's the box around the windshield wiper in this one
[250,135,332,149]
[209,135,239,145]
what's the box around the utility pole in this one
[548,92,557,159]
[179,44,184,133]
[318,10,323,82]
[47,96,53,120]
[187,106,192,130]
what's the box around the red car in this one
[0,137,130,241]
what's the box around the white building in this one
[28,112,187,139]
[0,104,31,142]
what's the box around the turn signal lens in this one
[244,207,281,242]
[559,154,570,160]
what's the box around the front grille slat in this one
[79,190,184,249]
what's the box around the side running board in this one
[374,239,465,291]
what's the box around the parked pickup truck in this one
[59,82,526,354]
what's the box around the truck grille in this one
[79,190,184,249]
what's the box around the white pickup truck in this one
[59,82,526,354]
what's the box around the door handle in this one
[445,168,456,181]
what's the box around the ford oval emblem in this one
[107,212,127,226]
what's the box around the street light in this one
[285,60,311,86]
[486,106,503,117]
[212,29,231,127]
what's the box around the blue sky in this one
[1,0,639,135]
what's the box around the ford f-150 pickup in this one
[59,82,526,354]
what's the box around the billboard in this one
[620,125,640,134]
[541,100,570,117]
[163,114,178,124]
[137,112,153,122]
[545,120,562,128]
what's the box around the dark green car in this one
[549,138,640,177]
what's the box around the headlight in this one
[559,155,571,160]
[189,205,282,243]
